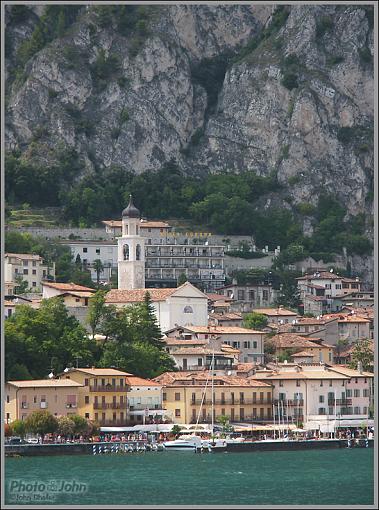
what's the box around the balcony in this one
[93,402,128,410]
[128,404,161,411]
[273,399,304,407]
[97,420,129,427]
[190,398,272,406]
[89,385,128,392]
[65,403,77,409]
[327,399,352,406]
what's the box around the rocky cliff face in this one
[5,5,374,278]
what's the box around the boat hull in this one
[211,438,374,453]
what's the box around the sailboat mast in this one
[211,349,215,440]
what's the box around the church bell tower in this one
[117,195,145,290]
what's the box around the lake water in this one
[5,448,374,506]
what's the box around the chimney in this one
[357,361,363,374]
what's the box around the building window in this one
[175,393,181,401]
[319,408,326,415]
[32,282,37,287]
[23,260,28,266]
[23,269,28,275]
[346,389,352,398]
[237,290,245,301]
[243,341,250,349]
[85,413,90,419]
[354,407,360,415]
[253,341,257,349]
[96,248,100,254]
[329,380,333,387]
[83,248,88,253]
[320,381,323,387]
[249,290,255,301]
[296,380,300,387]
[183,306,193,313]
[363,389,369,398]
[6,395,10,403]
[354,389,360,398]
[85,396,89,404]
[319,395,324,403]
[32,270,37,275]
[263,290,268,301]
[32,261,37,267]
[163,393,167,401]
[84,378,89,386]
[175,409,181,417]
[279,380,283,387]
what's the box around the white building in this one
[105,282,209,333]
[252,362,373,432]
[165,325,265,364]
[5,253,55,293]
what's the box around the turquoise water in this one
[5,449,374,506]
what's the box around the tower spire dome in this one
[122,195,140,218]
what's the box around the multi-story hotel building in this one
[154,371,273,425]
[60,208,226,292]
[5,253,55,294]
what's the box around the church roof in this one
[105,288,177,303]
[122,195,140,218]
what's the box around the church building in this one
[106,196,208,333]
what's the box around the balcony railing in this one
[89,385,128,392]
[274,399,304,407]
[97,420,129,427]
[327,399,352,406]
[190,398,272,406]
[128,404,161,411]
[93,402,128,410]
[65,403,77,409]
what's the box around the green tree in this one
[14,276,29,294]
[5,297,99,379]
[56,415,75,436]
[10,419,26,438]
[24,411,58,438]
[70,415,90,435]
[348,339,374,372]
[171,424,182,436]
[177,273,188,286]
[92,259,104,287]
[87,290,107,338]
[243,312,268,331]
[216,415,233,436]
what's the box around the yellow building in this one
[5,379,83,424]
[268,333,334,364]
[154,371,273,425]
[60,368,131,426]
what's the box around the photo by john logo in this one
[8,479,88,501]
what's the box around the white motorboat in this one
[163,434,202,450]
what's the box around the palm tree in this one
[93,259,104,287]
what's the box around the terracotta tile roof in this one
[290,351,314,357]
[236,363,258,372]
[209,312,243,320]
[60,291,95,298]
[5,253,43,260]
[42,282,95,292]
[7,379,83,388]
[164,338,208,346]
[105,288,177,303]
[69,368,133,376]
[253,308,298,317]
[185,326,264,335]
[154,371,272,387]
[267,333,332,350]
[251,370,348,381]
[171,347,231,356]
[125,376,162,386]
[207,293,233,302]
[328,366,374,378]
